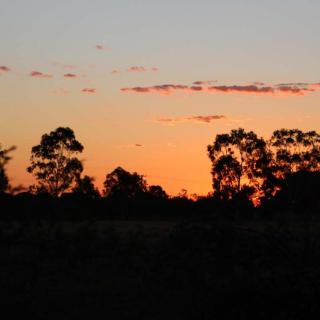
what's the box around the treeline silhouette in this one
[0,126,319,220]
[1,126,320,319]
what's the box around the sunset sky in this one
[1,0,320,195]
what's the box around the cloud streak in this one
[111,69,121,75]
[156,115,226,125]
[121,84,191,95]
[193,80,217,85]
[127,66,159,73]
[81,88,97,94]
[30,71,53,78]
[0,66,11,73]
[96,44,111,51]
[127,66,148,72]
[63,73,78,78]
[121,81,320,96]
[117,144,144,149]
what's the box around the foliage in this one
[270,128,320,176]
[73,175,100,198]
[103,166,147,199]
[207,128,271,200]
[27,127,84,196]
[147,185,168,199]
[0,144,16,193]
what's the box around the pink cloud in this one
[208,85,275,94]
[0,66,11,72]
[121,82,320,96]
[30,71,53,78]
[193,80,216,85]
[187,115,226,123]
[127,66,159,73]
[276,86,313,95]
[63,73,78,78]
[127,66,148,72]
[96,44,111,51]
[117,144,144,149]
[121,84,191,95]
[156,115,226,125]
[111,69,120,75]
[82,88,97,94]
[310,83,320,89]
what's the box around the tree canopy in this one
[73,175,100,199]
[207,128,271,200]
[27,127,84,196]
[103,166,147,199]
[270,129,320,176]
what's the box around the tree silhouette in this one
[73,175,100,199]
[267,129,320,207]
[207,128,271,200]
[0,144,16,193]
[27,127,84,196]
[148,185,168,199]
[270,129,320,177]
[103,167,147,199]
[211,155,242,200]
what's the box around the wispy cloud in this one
[96,44,111,51]
[127,66,159,73]
[156,115,226,125]
[111,66,159,74]
[310,83,320,89]
[121,84,191,95]
[193,80,217,85]
[121,81,319,96]
[117,144,144,149]
[0,66,11,73]
[63,73,78,78]
[127,66,147,72]
[209,85,275,94]
[81,88,97,94]
[30,71,53,78]
[111,69,121,75]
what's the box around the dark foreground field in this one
[1,216,320,319]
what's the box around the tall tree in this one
[0,144,16,193]
[270,129,320,177]
[103,167,147,199]
[267,129,320,207]
[207,128,271,200]
[27,127,83,196]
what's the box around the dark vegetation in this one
[0,127,319,319]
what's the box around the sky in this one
[1,0,320,195]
